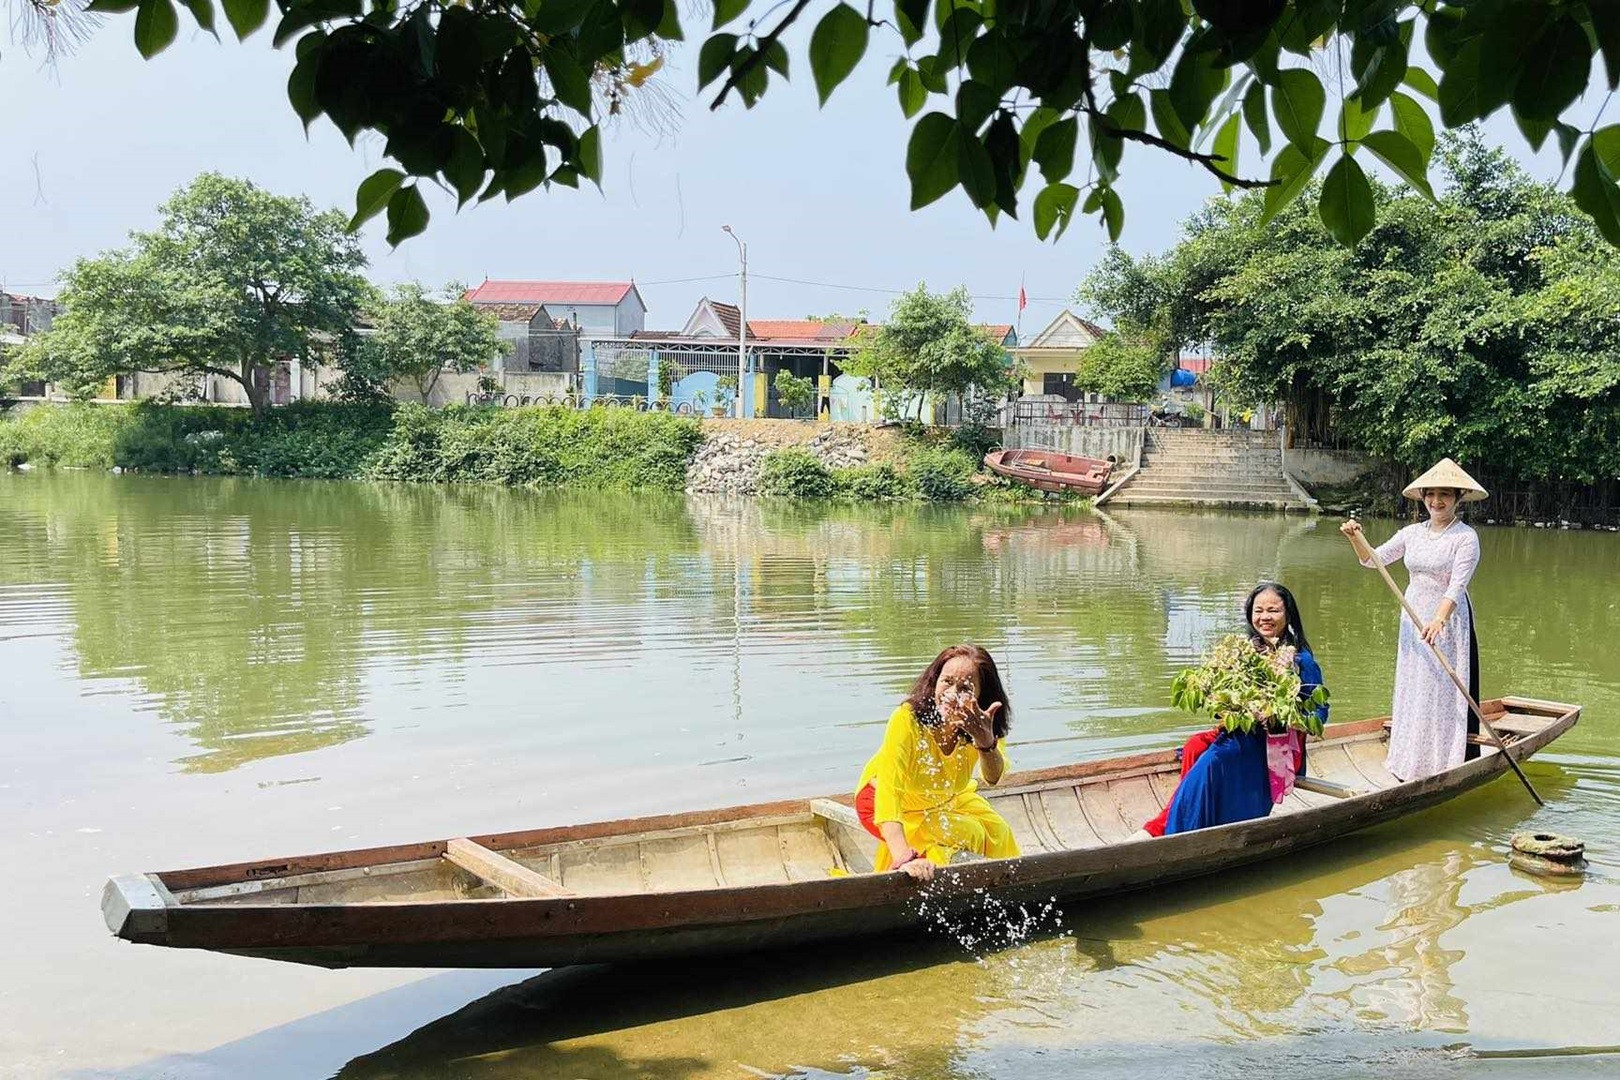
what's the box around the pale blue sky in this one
[0,19,1597,333]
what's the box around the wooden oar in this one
[1345,523,1544,806]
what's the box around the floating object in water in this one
[102,697,1579,971]
[1509,831,1587,878]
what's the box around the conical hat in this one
[1403,458,1488,502]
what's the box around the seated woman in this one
[1141,582,1329,837]
[855,644,1020,881]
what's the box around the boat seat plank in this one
[1021,792,1069,852]
[715,826,792,887]
[443,839,573,899]
[809,799,862,832]
[1078,782,1136,843]
[1039,787,1107,850]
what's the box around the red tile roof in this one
[708,300,748,339]
[479,302,547,322]
[746,319,863,342]
[465,280,637,305]
[981,324,1015,343]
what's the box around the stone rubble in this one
[684,428,871,496]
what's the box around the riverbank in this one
[0,401,1075,504]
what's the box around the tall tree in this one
[341,283,510,402]
[12,174,369,414]
[845,284,1016,420]
[79,1,1620,249]
[1081,132,1620,487]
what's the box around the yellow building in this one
[1013,309,1107,399]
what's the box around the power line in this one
[752,273,1072,305]
[637,273,736,286]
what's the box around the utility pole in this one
[722,225,747,418]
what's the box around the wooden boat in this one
[103,697,1578,970]
[983,448,1113,495]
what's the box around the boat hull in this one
[104,699,1578,969]
[983,449,1112,495]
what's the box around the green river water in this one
[1,471,1616,1079]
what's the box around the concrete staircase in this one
[1104,429,1315,512]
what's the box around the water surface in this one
[0,472,1615,1078]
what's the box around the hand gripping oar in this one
[1344,524,1543,806]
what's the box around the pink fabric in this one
[1266,732,1298,803]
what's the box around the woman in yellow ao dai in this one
[854,644,1021,881]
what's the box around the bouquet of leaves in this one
[1170,635,1329,737]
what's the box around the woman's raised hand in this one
[1340,520,1364,539]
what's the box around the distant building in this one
[464,280,647,340]
[1011,309,1106,400]
[1,292,59,398]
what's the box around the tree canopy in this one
[844,284,1017,420]
[78,1,1620,247]
[9,173,369,413]
[1081,132,1620,487]
[339,282,509,402]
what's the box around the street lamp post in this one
[722,225,747,418]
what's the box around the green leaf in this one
[220,0,268,38]
[957,81,1000,134]
[1032,116,1078,184]
[697,34,736,90]
[442,130,485,207]
[1260,137,1329,224]
[1099,187,1124,242]
[1572,138,1620,246]
[712,0,746,29]
[385,184,430,247]
[985,111,1022,217]
[907,112,963,209]
[1211,112,1240,192]
[1361,129,1435,200]
[179,0,214,34]
[1339,96,1377,145]
[897,68,927,118]
[1438,39,1512,127]
[1319,154,1376,245]
[286,50,320,129]
[1350,21,1409,111]
[1513,15,1590,123]
[894,0,927,47]
[1556,122,1583,165]
[1168,46,1228,132]
[809,3,869,106]
[915,55,947,94]
[1242,79,1271,154]
[1270,68,1325,149]
[1388,91,1434,163]
[1132,0,1184,72]
[349,168,405,230]
[760,39,789,77]
[1593,2,1620,90]
[958,131,996,210]
[134,0,180,58]
[545,52,595,116]
[1033,182,1078,241]
[1149,88,1191,150]
[1402,67,1440,102]
[85,0,140,12]
[1109,91,1147,133]
[1516,110,1552,153]
[577,125,603,186]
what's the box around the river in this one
[1,471,1616,1079]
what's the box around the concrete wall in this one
[1286,448,1376,486]
[1007,424,1143,467]
[407,370,573,407]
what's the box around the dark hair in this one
[905,644,1012,739]
[1244,581,1313,655]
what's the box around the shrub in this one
[948,423,1001,460]
[835,463,912,501]
[906,445,977,501]
[757,447,837,498]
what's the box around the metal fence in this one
[1000,398,1149,428]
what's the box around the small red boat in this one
[983,448,1113,495]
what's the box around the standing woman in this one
[1341,458,1486,782]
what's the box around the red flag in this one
[1018,285,1027,312]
